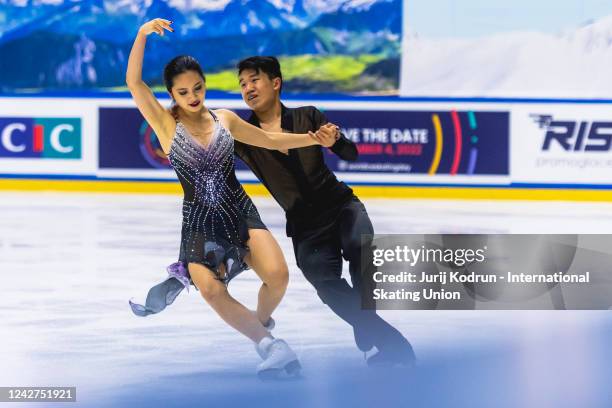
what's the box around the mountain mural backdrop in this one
[0,0,402,94]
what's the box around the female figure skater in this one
[126,18,335,378]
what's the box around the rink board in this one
[0,97,611,199]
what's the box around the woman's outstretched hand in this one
[139,18,174,36]
[309,123,340,147]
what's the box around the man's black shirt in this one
[234,104,358,237]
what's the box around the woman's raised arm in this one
[126,18,176,152]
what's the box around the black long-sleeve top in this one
[234,104,359,237]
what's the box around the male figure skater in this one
[234,56,415,366]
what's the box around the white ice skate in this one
[255,337,301,380]
[255,318,277,359]
[252,311,277,360]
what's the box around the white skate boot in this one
[252,311,276,360]
[255,319,275,360]
[255,337,301,380]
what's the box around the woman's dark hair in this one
[163,55,206,93]
[237,56,283,93]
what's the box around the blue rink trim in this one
[2,173,612,190]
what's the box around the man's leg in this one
[338,198,416,365]
[294,230,367,335]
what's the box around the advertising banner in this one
[512,105,612,184]
[99,107,171,171]
[0,0,401,96]
[324,110,509,176]
[0,117,81,159]
[99,106,510,183]
[0,98,97,176]
[98,106,253,179]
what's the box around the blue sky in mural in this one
[408,0,612,38]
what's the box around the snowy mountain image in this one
[0,0,402,93]
[400,15,612,99]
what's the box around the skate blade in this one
[367,358,417,370]
[257,360,302,381]
[257,368,282,381]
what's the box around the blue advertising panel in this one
[99,107,508,177]
[99,107,249,171]
[0,117,81,159]
[99,108,168,170]
[322,110,509,175]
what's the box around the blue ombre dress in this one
[130,110,265,316]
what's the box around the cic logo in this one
[0,118,82,159]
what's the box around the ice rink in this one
[1,191,611,407]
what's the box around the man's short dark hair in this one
[237,56,283,93]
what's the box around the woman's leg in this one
[188,262,268,343]
[244,228,289,327]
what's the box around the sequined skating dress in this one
[130,110,264,317]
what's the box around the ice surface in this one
[1,192,611,407]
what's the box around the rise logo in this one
[531,114,612,152]
[0,118,82,159]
